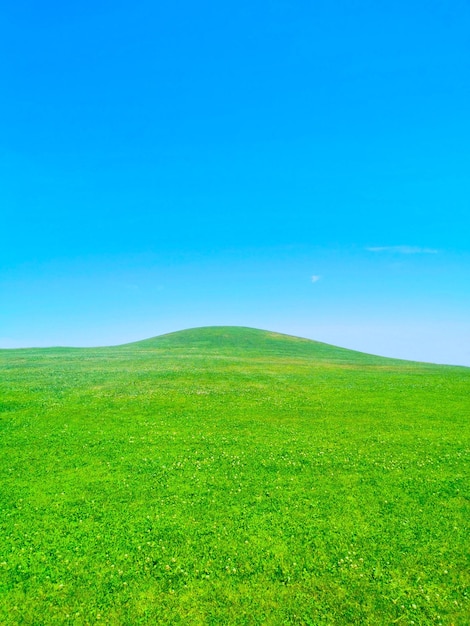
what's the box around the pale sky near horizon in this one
[1,1,469,365]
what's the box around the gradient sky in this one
[1,0,469,365]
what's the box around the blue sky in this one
[1,0,469,365]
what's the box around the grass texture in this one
[0,326,469,624]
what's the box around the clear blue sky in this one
[1,0,469,365]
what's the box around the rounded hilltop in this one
[119,325,401,365]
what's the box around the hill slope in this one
[121,325,426,366]
[0,326,469,624]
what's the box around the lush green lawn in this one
[1,327,469,624]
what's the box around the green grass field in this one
[1,326,469,625]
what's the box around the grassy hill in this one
[1,327,469,624]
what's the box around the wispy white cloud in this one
[311,275,321,283]
[366,246,438,254]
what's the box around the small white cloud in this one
[366,246,438,254]
[311,275,321,283]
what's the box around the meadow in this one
[0,326,469,624]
